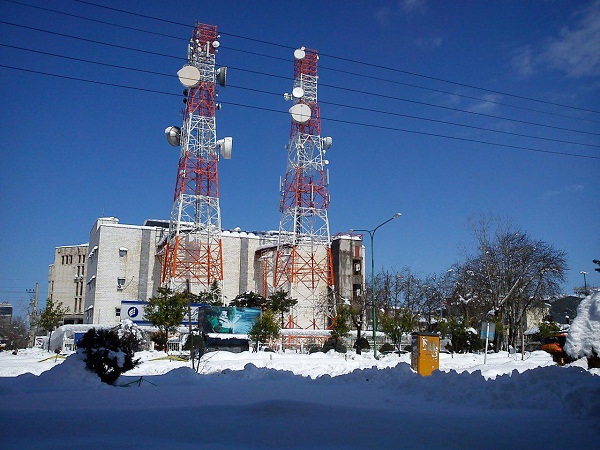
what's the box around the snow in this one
[565,292,600,359]
[0,348,598,448]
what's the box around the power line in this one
[0,20,185,61]
[0,12,600,130]
[6,0,594,117]
[3,42,598,148]
[66,0,600,115]
[227,84,600,149]
[1,63,597,161]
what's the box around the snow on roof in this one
[564,291,600,359]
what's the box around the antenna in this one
[177,65,201,88]
[289,103,311,123]
[216,67,227,87]
[165,126,181,146]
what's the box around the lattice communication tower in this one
[273,47,334,328]
[160,22,231,295]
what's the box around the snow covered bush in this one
[78,327,141,385]
[564,292,600,368]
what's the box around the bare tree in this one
[450,217,567,351]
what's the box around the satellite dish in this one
[289,104,311,123]
[165,126,181,147]
[212,40,220,48]
[322,136,333,149]
[292,87,304,99]
[217,137,233,159]
[294,48,306,60]
[216,67,227,87]
[177,65,201,88]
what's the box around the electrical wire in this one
[5,0,597,116]
[0,11,600,130]
[1,63,597,161]
[2,42,598,148]
[67,0,600,115]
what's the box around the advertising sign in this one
[121,300,260,334]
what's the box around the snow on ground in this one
[0,348,598,449]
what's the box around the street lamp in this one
[580,271,588,296]
[350,212,402,359]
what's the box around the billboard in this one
[121,300,260,334]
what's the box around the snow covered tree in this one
[325,305,351,353]
[380,308,418,353]
[230,291,267,309]
[78,327,141,384]
[449,216,567,350]
[144,287,188,351]
[38,298,69,351]
[0,317,29,350]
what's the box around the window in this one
[115,307,121,317]
[117,277,126,290]
[119,247,128,257]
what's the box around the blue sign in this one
[127,306,139,318]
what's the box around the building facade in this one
[55,217,364,329]
[48,244,88,324]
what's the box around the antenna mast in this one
[273,47,334,329]
[160,22,231,295]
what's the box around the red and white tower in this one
[161,22,231,295]
[273,47,334,328]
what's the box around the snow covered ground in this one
[1,348,598,449]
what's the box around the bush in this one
[379,343,395,354]
[323,337,347,353]
[354,337,370,351]
[78,328,141,385]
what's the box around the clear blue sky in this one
[1,0,598,317]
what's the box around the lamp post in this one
[580,271,588,296]
[350,212,401,359]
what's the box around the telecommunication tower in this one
[161,22,231,295]
[273,47,334,328]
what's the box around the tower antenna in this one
[160,22,231,297]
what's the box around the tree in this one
[196,280,223,306]
[78,327,141,384]
[380,308,418,353]
[449,216,567,351]
[326,305,351,353]
[38,298,69,351]
[144,287,188,351]
[267,290,297,328]
[248,311,280,351]
[230,291,267,309]
[0,317,29,350]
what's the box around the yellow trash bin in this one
[410,332,440,376]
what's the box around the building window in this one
[353,260,361,274]
[115,307,121,317]
[119,247,128,257]
[117,277,126,290]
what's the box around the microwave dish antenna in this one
[177,65,201,88]
[165,126,181,146]
[292,87,304,99]
[289,103,311,123]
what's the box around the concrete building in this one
[56,217,364,329]
[48,244,88,324]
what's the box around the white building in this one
[53,217,364,329]
[48,244,88,324]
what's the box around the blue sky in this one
[1,0,599,316]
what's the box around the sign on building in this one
[121,300,260,334]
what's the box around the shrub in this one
[78,328,141,385]
[354,337,370,351]
[379,342,395,354]
[323,337,347,353]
